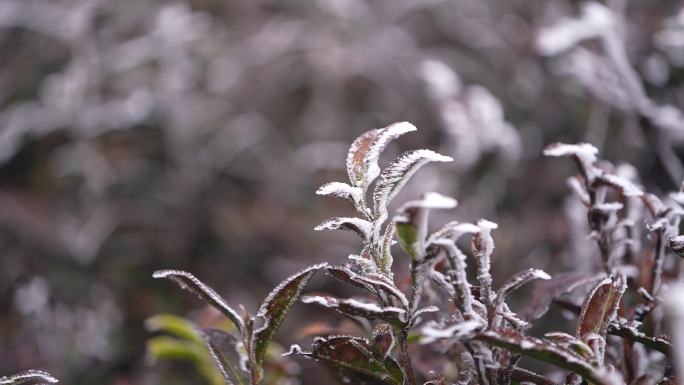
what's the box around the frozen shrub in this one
[154,122,682,384]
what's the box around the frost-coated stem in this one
[650,231,665,295]
[397,328,417,385]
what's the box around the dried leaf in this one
[0,370,59,385]
[201,328,250,385]
[252,263,327,370]
[309,335,404,385]
[347,122,417,192]
[373,150,453,220]
[576,275,626,341]
[152,270,245,335]
[302,295,407,324]
[315,217,373,242]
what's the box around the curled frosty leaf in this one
[420,319,484,344]
[0,370,59,385]
[302,294,407,324]
[346,122,417,193]
[495,268,551,306]
[373,150,453,221]
[316,182,364,208]
[314,217,373,242]
[152,270,245,335]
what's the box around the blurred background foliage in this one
[1,0,683,384]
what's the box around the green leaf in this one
[0,370,59,385]
[310,335,404,385]
[153,270,245,335]
[145,314,202,342]
[201,328,251,385]
[147,336,203,362]
[251,263,327,372]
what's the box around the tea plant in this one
[153,122,681,385]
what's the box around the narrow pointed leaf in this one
[302,294,407,324]
[373,150,452,219]
[252,263,327,369]
[496,269,551,306]
[347,122,417,192]
[476,330,610,385]
[0,371,59,385]
[201,328,250,385]
[153,270,245,335]
[576,275,626,341]
[310,335,404,385]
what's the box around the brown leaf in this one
[576,275,626,341]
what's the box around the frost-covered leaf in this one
[544,332,595,360]
[426,221,480,245]
[544,142,599,179]
[607,319,671,355]
[378,222,396,275]
[567,176,591,206]
[371,323,396,360]
[309,335,404,385]
[347,122,417,192]
[476,330,608,384]
[576,275,626,341]
[595,173,643,197]
[373,150,453,220]
[302,295,407,324]
[0,370,59,385]
[395,192,457,260]
[252,263,327,371]
[521,272,606,321]
[326,266,409,309]
[496,269,551,306]
[431,239,476,316]
[668,235,684,258]
[315,217,372,242]
[420,319,484,343]
[201,328,250,385]
[471,219,498,306]
[316,182,364,207]
[152,270,245,335]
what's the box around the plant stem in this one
[397,328,417,385]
